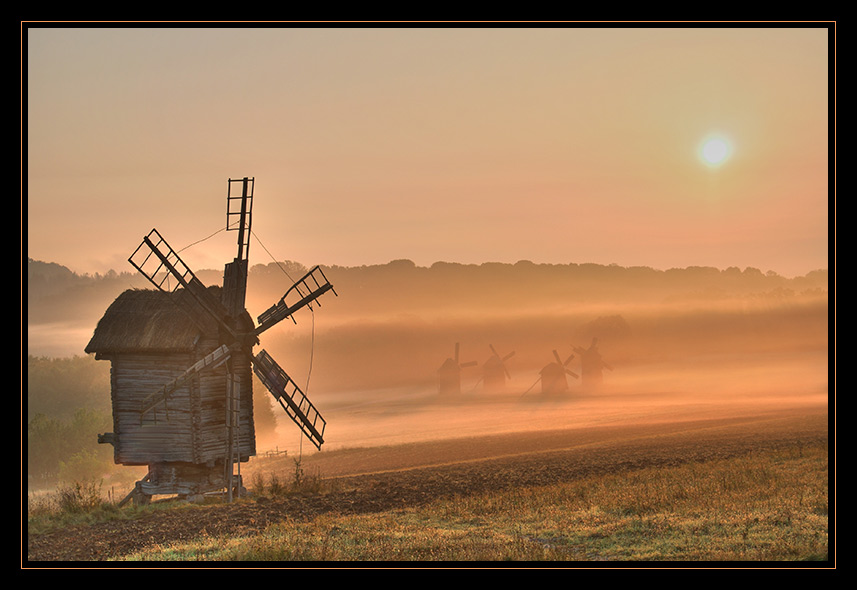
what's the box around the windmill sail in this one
[252,349,326,449]
[489,344,515,379]
[453,342,477,368]
[554,350,580,379]
[255,265,337,336]
[129,229,236,338]
[223,177,254,315]
[226,177,254,262]
[482,344,515,392]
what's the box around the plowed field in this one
[26,398,827,563]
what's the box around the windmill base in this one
[120,461,247,506]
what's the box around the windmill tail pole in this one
[520,377,541,398]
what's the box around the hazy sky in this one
[26,25,830,278]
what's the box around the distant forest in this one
[28,257,829,325]
[27,256,829,390]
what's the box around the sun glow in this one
[699,136,732,167]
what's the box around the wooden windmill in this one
[572,337,612,391]
[85,177,336,505]
[530,349,579,395]
[437,342,477,395]
[482,344,515,392]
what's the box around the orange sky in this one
[25,25,831,278]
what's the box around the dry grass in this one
[116,442,828,562]
[27,480,122,533]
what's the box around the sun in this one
[699,136,732,167]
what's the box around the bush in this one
[291,457,323,494]
[249,458,325,499]
[28,479,111,524]
[55,480,106,514]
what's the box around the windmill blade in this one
[552,350,563,366]
[489,344,499,357]
[226,176,254,261]
[252,349,326,450]
[139,344,235,420]
[565,368,580,379]
[222,178,255,315]
[130,229,209,296]
[129,229,236,339]
[563,353,575,367]
[490,348,514,380]
[460,360,478,368]
[255,265,336,336]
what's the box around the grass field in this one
[29,440,828,563]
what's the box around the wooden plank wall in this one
[110,344,257,466]
[195,352,256,463]
[112,353,196,465]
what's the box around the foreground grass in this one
[117,442,828,562]
[27,480,199,535]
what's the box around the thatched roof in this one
[85,286,223,355]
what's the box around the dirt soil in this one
[26,406,828,563]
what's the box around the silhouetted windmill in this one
[86,177,336,506]
[482,344,515,392]
[523,349,579,396]
[573,337,612,390]
[437,342,477,394]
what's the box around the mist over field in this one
[27,258,829,454]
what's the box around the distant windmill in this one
[437,342,477,394]
[524,349,579,396]
[573,337,612,391]
[482,344,515,392]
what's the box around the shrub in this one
[55,480,106,514]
